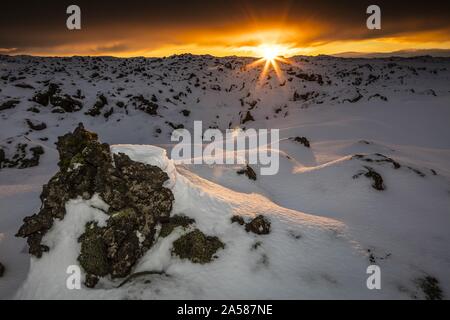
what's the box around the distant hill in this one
[332,49,450,58]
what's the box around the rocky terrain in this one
[0,54,449,299]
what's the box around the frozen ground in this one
[0,54,449,299]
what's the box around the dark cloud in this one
[1,0,449,55]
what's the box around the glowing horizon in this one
[2,1,450,58]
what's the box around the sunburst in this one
[246,44,292,83]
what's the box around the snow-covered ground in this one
[0,54,449,299]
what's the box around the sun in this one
[246,44,293,83]
[261,45,280,61]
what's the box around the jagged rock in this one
[50,94,83,112]
[352,154,400,169]
[0,148,5,166]
[293,91,319,102]
[31,83,83,112]
[17,124,175,283]
[0,144,44,170]
[353,166,385,191]
[0,100,20,111]
[245,215,271,235]
[230,215,245,225]
[32,83,59,106]
[132,95,158,115]
[159,215,195,238]
[172,229,224,264]
[295,72,324,85]
[0,262,4,277]
[15,83,35,89]
[237,164,257,181]
[241,111,254,124]
[180,109,190,117]
[85,274,99,288]
[231,215,271,235]
[85,94,108,116]
[26,119,47,131]
[166,121,184,130]
[116,101,125,108]
[291,136,310,148]
[27,107,40,113]
[103,107,114,119]
[78,222,110,277]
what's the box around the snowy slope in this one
[1,54,450,299]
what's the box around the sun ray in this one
[259,59,272,82]
[245,44,294,84]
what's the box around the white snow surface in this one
[1,54,450,299]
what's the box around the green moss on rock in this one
[159,215,195,238]
[78,222,109,277]
[172,229,224,264]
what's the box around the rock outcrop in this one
[16,123,175,286]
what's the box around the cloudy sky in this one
[1,0,450,57]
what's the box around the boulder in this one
[16,124,175,286]
[172,229,224,264]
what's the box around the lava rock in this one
[0,100,20,111]
[353,166,385,191]
[85,94,108,116]
[237,164,257,181]
[159,215,195,238]
[245,215,271,235]
[241,111,254,124]
[85,274,99,288]
[291,136,310,148]
[172,229,224,264]
[50,94,83,112]
[132,95,158,115]
[17,123,175,282]
[180,109,191,117]
[26,119,47,131]
[0,144,44,170]
[230,215,245,225]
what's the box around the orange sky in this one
[1,1,450,57]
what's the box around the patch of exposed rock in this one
[172,229,224,264]
[85,94,108,116]
[231,215,271,235]
[0,99,20,111]
[32,83,83,112]
[26,119,47,131]
[237,164,257,181]
[0,144,44,169]
[353,166,384,191]
[290,136,310,148]
[159,215,195,238]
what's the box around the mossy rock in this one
[159,215,195,238]
[245,215,271,235]
[172,229,224,264]
[78,222,109,277]
[57,124,98,171]
[69,152,85,169]
[111,207,137,221]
